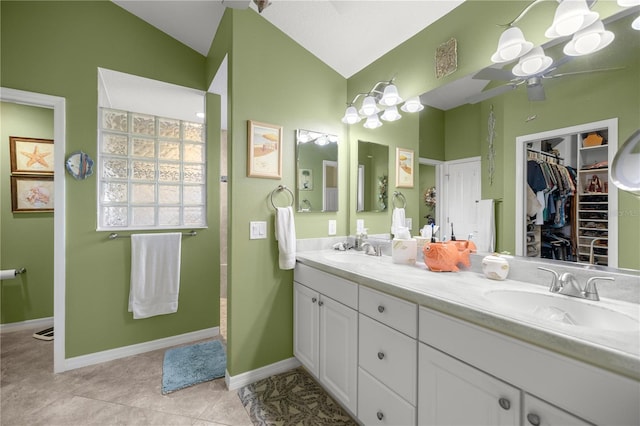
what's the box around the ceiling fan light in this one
[401,96,424,113]
[341,106,361,124]
[379,84,403,106]
[545,0,599,38]
[512,46,553,77]
[491,27,533,63]
[380,106,402,122]
[359,95,380,116]
[563,20,614,56]
[363,115,383,129]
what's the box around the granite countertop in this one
[295,249,640,381]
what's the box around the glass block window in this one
[98,108,206,230]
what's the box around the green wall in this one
[1,102,54,324]
[1,1,219,357]
[216,10,347,376]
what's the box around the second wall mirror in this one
[357,140,389,213]
[296,129,338,212]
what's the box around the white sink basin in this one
[484,289,640,332]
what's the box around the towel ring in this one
[270,185,294,210]
[392,191,406,209]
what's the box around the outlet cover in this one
[328,220,337,236]
[405,218,412,230]
[249,221,267,239]
[356,219,365,233]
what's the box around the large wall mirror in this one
[357,140,389,212]
[296,129,338,212]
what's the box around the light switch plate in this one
[328,220,337,236]
[249,221,267,239]
[356,219,364,233]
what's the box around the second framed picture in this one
[11,175,55,212]
[247,120,282,179]
[395,147,414,188]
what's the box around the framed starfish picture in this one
[10,137,54,175]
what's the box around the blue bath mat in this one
[161,340,226,394]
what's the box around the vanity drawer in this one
[294,263,358,309]
[359,313,417,404]
[359,285,417,337]
[358,367,416,426]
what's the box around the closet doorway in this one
[515,119,618,267]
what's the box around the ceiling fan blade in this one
[527,84,546,102]
[473,67,514,82]
[466,84,517,104]
[545,67,625,79]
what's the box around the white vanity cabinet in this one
[358,286,418,425]
[293,264,358,416]
[418,306,638,426]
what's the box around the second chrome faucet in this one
[537,267,614,301]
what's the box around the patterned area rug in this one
[237,368,357,425]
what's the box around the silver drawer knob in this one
[318,300,324,307]
[311,297,317,303]
[378,305,385,313]
[498,398,511,410]
[527,413,541,426]
[377,351,385,360]
[376,411,384,421]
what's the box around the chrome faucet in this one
[360,241,382,256]
[537,267,614,301]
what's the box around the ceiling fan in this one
[468,57,623,104]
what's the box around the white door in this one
[293,282,319,377]
[523,393,592,426]
[443,158,481,243]
[419,343,520,426]
[319,295,358,415]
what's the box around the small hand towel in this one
[476,199,495,253]
[129,233,182,319]
[275,206,296,270]
[391,207,406,236]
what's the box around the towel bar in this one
[270,185,294,210]
[392,191,407,209]
[108,230,197,240]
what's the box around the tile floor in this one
[1,298,251,425]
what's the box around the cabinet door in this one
[319,295,358,415]
[523,393,593,426]
[419,343,520,426]
[293,282,319,377]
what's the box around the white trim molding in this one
[64,327,219,371]
[0,317,54,334]
[225,357,301,391]
[1,87,66,373]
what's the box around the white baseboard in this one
[0,317,54,334]
[63,327,219,371]
[225,356,301,390]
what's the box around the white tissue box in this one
[392,238,417,265]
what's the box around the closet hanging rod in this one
[527,148,564,161]
[108,230,197,240]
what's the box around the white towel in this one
[128,233,182,319]
[275,207,296,270]
[391,207,406,236]
[475,199,495,253]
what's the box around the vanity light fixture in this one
[342,80,423,129]
[297,129,337,146]
[491,0,614,66]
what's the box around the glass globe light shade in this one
[363,115,383,129]
[512,46,553,77]
[545,0,599,38]
[341,106,361,124]
[359,96,380,116]
[491,27,533,63]
[380,106,402,122]
[632,15,640,30]
[401,96,424,113]
[563,20,614,56]
[617,0,640,6]
[379,84,403,107]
